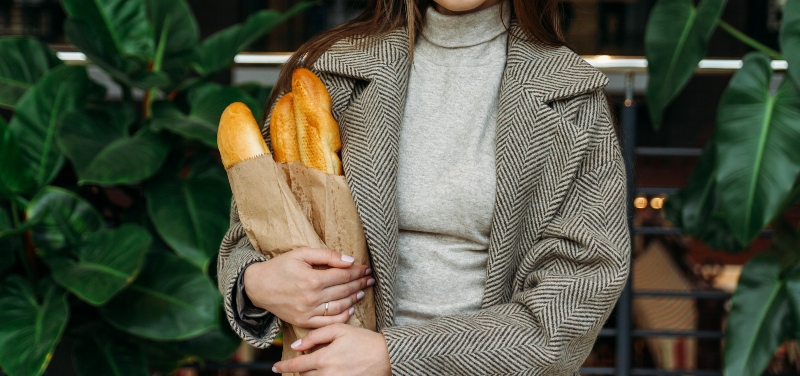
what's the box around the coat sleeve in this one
[217,200,283,348]
[380,90,631,375]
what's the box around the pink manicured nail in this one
[365,268,372,275]
[341,254,355,263]
[272,366,278,373]
[290,339,301,349]
[349,307,355,315]
[367,278,375,286]
[357,291,365,300]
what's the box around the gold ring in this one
[323,302,329,316]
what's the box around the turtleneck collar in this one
[421,2,510,49]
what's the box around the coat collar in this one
[311,20,608,329]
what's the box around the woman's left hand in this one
[273,324,392,375]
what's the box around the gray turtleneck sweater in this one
[393,3,509,326]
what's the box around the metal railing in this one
[124,53,774,375]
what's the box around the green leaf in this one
[9,65,99,188]
[61,0,154,59]
[64,20,169,91]
[0,116,35,197]
[173,311,240,361]
[724,249,796,375]
[715,53,800,245]
[192,3,312,76]
[99,251,219,340]
[0,37,63,110]
[150,84,259,147]
[0,276,69,376]
[145,0,199,83]
[781,0,800,91]
[645,0,727,129]
[664,141,744,252]
[42,224,151,306]
[73,331,148,376]
[145,154,231,271]
[58,107,170,186]
[26,186,104,252]
[0,206,19,277]
[236,82,271,120]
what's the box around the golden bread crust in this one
[292,68,343,175]
[217,102,269,169]
[270,93,301,163]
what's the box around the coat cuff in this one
[221,245,282,348]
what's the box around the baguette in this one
[217,102,269,169]
[292,68,343,175]
[269,93,301,163]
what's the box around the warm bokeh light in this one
[633,196,648,209]
[650,197,664,210]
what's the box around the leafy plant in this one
[647,0,800,374]
[0,0,310,374]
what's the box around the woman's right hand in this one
[243,247,374,329]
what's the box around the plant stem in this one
[718,20,785,60]
[10,203,35,283]
[145,18,171,119]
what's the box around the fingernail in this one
[367,278,375,286]
[357,291,365,300]
[349,307,355,315]
[290,339,301,349]
[341,254,355,263]
[272,366,278,373]
[365,268,372,275]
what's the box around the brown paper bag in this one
[226,154,375,375]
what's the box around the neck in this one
[433,0,503,15]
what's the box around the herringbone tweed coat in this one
[218,19,631,375]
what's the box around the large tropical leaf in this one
[9,65,99,189]
[73,330,148,376]
[57,106,170,186]
[0,207,18,277]
[0,37,63,110]
[664,142,743,252]
[145,154,231,271]
[149,84,259,148]
[781,0,800,90]
[0,117,35,198]
[724,234,798,376]
[64,20,169,91]
[145,0,199,83]
[172,310,241,361]
[645,0,727,129]
[99,251,219,340]
[26,186,104,252]
[715,53,800,245]
[192,3,312,76]
[0,276,69,376]
[42,224,151,306]
[61,0,154,59]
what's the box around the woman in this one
[217,0,630,373]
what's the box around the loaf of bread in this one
[292,68,343,175]
[270,93,301,163]
[217,102,269,169]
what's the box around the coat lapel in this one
[482,24,609,307]
[313,30,411,330]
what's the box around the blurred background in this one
[0,0,799,375]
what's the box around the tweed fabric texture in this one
[217,19,630,375]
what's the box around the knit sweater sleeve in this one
[380,90,630,375]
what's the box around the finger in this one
[305,304,354,329]
[318,264,370,287]
[291,324,346,352]
[322,276,374,302]
[317,291,364,317]
[274,353,317,374]
[295,248,356,268]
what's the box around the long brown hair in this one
[262,0,565,124]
